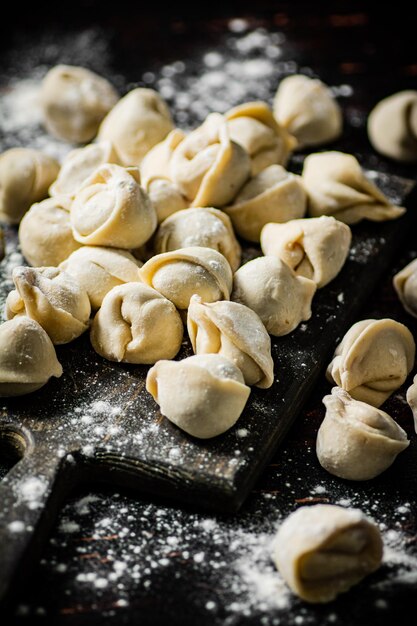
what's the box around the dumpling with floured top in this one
[368,90,417,162]
[393,258,417,318]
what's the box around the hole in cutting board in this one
[0,428,26,482]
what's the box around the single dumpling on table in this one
[367,90,417,162]
[393,258,417,318]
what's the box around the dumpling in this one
[187,295,274,388]
[232,256,316,336]
[0,148,59,224]
[225,164,306,242]
[260,216,351,288]
[70,164,157,248]
[154,207,241,272]
[0,317,63,397]
[273,504,383,603]
[393,258,417,317]
[406,374,417,433]
[302,151,405,224]
[146,354,250,438]
[225,101,296,175]
[317,387,409,480]
[60,246,142,310]
[273,74,343,149]
[41,65,119,143]
[368,90,417,162]
[326,318,415,407]
[98,88,174,165]
[90,282,183,364]
[170,113,251,207]
[18,196,82,267]
[140,246,233,312]
[6,266,91,345]
[49,141,119,197]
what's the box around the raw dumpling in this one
[60,246,142,310]
[187,295,274,388]
[90,282,183,364]
[393,258,417,317]
[273,74,343,149]
[225,164,306,242]
[326,318,415,407]
[154,207,241,272]
[273,504,383,603]
[98,88,174,165]
[317,387,409,480]
[41,65,119,143]
[146,354,250,438]
[225,101,296,175]
[49,141,119,197]
[232,256,316,336]
[368,90,417,162]
[6,266,91,345]
[302,151,405,224]
[260,216,351,288]
[140,246,233,312]
[18,196,82,267]
[70,164,157,248]
[170,113,251,207]
[0,317,63,397]
[0,148,59,224]
[406,374,417,433]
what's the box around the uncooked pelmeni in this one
[393,258,417,318]
[317,387,409,480]
[146,354,250,438]
[326,318,415,407]
[406,374,417,433]
[98,88,174,165]
[147,179,188,224]
[368,90,417,162]
[260,216,351,288]
[273,74,343,149]
[225,101,296,175]
[0,317,63,397]
[41,65,118,144]
[225,164,306,242]
[303,151,405,224]
[273,504,383,603]
[140,246,233,312]
[0,148,59,224]
[232,256,316,336]
[170,113,251,207]
[71,164,157,248]
[60,246,142,310]
[6,266,91,345]
[187,295,274,388]
[19,196,81,267]
[90,282,183,364]
[154,207,241,272]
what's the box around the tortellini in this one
[41,65,119,144]
[140,246,233,312]
[90,282,183,364]
[260,216,351,288]
[5,266,91,345]
[326,318,415,407]
[187,295,274,388]
[154,207,241,272]
[232,256,316,336]
[225,101,296,175]
[170,113,251,207]
[393,258,417,318]
[225,164,306,242]
[98,88,174,165]
[367,90,417,162]
[60,246,142,310]
[146,354,250,439]
[273,504,383,603]
[70,164,157,248]
[0,317,63,397]
[0,148,59,224]
[302,151,405,224]
[273,74,343,149]
[406,374,417,433]
[317,387,409,480]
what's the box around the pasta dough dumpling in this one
[273,504,383,603]
[367,90,417,162]
[146,354,250,438]
[393,258,417,318]
[326,318,415,407]
[406,373,417,433]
